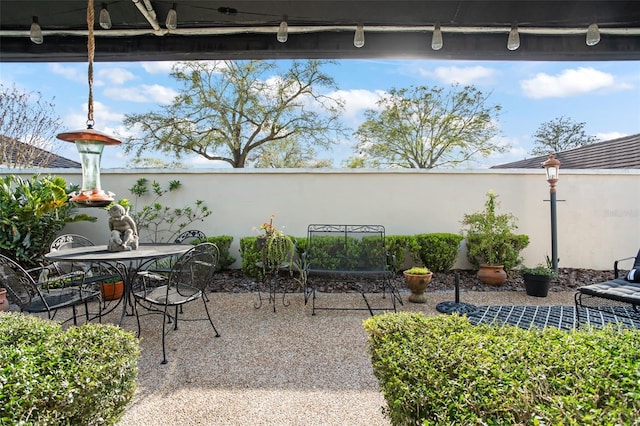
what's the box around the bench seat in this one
[304,224,402,315]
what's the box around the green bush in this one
[385,235,414,271]
[201,235,235,270]
[0,174,95,268]
[240,236,306,278]
[465,232,530,270]
[0,313,139,425]
[363,312,640,426]
[411,233,463,272]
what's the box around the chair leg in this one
[201,298,221,338]
[161,303,170,364]
[173,305,179,330]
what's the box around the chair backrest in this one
[48,234,95,277]
[50,234,94,251]
[169,242,219,293]
[174,230,207,245]
[0,254,40,309]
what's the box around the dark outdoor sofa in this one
[574,248,640,326]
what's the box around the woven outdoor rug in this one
[466,305,640,330]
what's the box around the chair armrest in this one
[614,255,638,278]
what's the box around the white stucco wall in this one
[5,168,640,270]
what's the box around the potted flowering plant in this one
[460,190,529,285]
[253,215,295,272]
[403,266,433,303]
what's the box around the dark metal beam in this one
[1,32,639,62]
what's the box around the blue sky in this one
[1,59,638,168]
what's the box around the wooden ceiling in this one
[1,1,639,62]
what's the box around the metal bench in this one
[303,224,402,315]
[575,248,640,326]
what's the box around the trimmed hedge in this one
[412,233,463,272]
[0,313,139,425]
[201,235,236,270]
[364,312,640,425]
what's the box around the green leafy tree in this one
[530,116,598,156]
[348,85,505,168]
[254,137,332,168]
[122,60,346,168]
[0,84,63,168]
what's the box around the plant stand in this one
[436,272,478,315]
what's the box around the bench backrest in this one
[305,224,390,273]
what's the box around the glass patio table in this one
[44,243,191,325]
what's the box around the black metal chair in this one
[0,253,100,325]
[174,229,207,244]
[132,242,220,364]
[44,234,95,279]
[47,234,122,306]
[146,230,208,275]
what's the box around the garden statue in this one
[107,204,139,251]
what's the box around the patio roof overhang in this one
[0,1,639,63]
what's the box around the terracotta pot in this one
[0,287,8,312]
[477,264,507,286]
[403,271,433,303]
[523,273,551,297]
[100,281,124,301]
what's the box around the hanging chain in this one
[86,0,95,128]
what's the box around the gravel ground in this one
[112,268,610,426]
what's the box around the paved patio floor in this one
[105,289,582,426]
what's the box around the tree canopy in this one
[0,84,63,168]
[122,60,346,168]
[347,85,505,168]
[530,116,598,156]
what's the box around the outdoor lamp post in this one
[543,154,561,272]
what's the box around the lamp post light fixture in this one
[543,154,561,272]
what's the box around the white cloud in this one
[97,68,136,85]
[49,63,86,84]
[594,131,627,141]
[520,67,616,99]
[63,100,125,130]
[140,62,177,74]
[103,84,178,104]
[420,65,497,85]
[330,89,386,121]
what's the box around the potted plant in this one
[521,263,557,297]
[253,215,295,273]
[100,277,124,301]
[403,266,433,303]
[460,190,529,285]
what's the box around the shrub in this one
[385,235,414,271]
[465,232,530,270]
[110,178,212,243]
[240,236,304,278]
[0,174,95,268]
[363,312,640,426]
[461,190,529,270]
[411,233,462,272]
[0,313,139,425]
[201,235,235,270]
